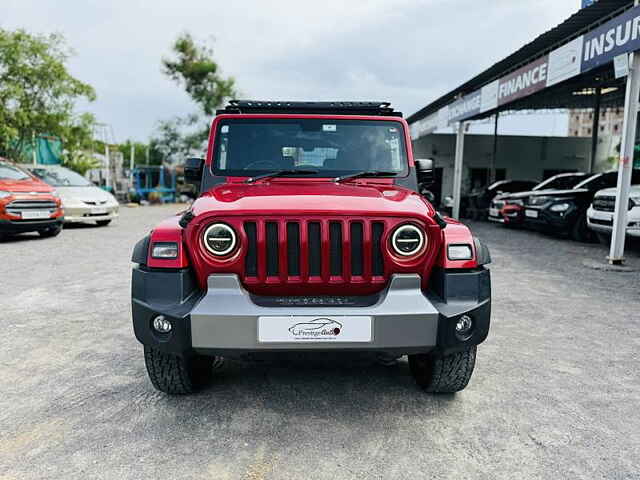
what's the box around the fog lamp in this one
[455,315,473,339]
[153,315,172,333]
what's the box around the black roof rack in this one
[218,100,402,117]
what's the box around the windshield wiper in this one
[245,169,319,184]
[334,170,397,183]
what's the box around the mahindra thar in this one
[131,101,491,395]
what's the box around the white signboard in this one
[547,36,584,87]
[480,80,499,113]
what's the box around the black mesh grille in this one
[287,222,300,276]
[266,222,279,276]
[308,222,321,276]
[372,222,385,276]
[244,222,257,276]
[329,222,343,276]
[350,222,364,276]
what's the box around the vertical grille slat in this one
[372,222,385,276]
[266,222,279,276]
[308,222,321,277]
[329,221,342,276]
[350,222,364,276]
[287,222,300,276]
[244,222,258,276]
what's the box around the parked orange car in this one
[0,159,64,239]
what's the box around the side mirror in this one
[415,158,434,187]
[184,157,204,190]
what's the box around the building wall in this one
[567,107,624,138]
[412,133,610,199]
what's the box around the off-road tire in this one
[409,346,477,393]
[38,225,62,238]
[96,220,111,227]
[144,346,213,395]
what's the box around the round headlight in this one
[391,224,425,257]
[203,223,237,256]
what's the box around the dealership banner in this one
[582,6,640,71]
[409,4,640,138]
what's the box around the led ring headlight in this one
[391,224,425,257]
[203,223,237,256]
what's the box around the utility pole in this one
[609,0,640,264]
[105,143,111,191]
[452,122,466,220]
[32,132,37,166]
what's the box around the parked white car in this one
[26,165,119,226]
[587,185,640,240]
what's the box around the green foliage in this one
[0,29,96,161]
[62,150,101,176]
[152,33,237,164]
[162,33,236,116]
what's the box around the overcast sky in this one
[2,0,580,142]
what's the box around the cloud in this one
[2,0,579,141]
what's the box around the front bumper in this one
[63,206,118,223]
[0,217,64,234]
[132,268,491,357]
[587,206,640,237]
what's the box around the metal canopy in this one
[407,0,634,124]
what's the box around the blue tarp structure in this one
[18,135,63,164]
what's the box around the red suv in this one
[132,101,492,395]
[0,159,64,239]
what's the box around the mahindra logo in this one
[288,318,342,337]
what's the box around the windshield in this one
[534,174,586,191]
[29,167,92,187]
[0,163,30,181]
[212,118,408,177]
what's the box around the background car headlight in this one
[631,196,640,207]
[203,223,237,256]
[391,224,425,257]
[550,202,571,212]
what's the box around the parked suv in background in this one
[27,165,119,226]
[587,185,640,243]
[131,101,492,395]
[0,159,63,239]
[523,170,640,242]
[488,172,590,226]
[444,179,537,219]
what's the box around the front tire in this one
[143,346,213,395]
[409,346,477,393]
[570,213,594,243]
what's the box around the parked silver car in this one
[26,165,119,226]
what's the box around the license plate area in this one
[258,316,372,343]
[21,210,51,220]
[92,207,108,214]
[525,209,539,218]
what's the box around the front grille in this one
[5,200,58,217]
[592,196,632,212]
[591,218,613,226]
[6,200,57,210]
[243,219,385,284]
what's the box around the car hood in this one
[0,177,52,193]
[56,186,117,203]
[595,185,640,197]
[498,188,589,201]
[191,181,434,218]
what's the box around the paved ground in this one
[1,205,639,480]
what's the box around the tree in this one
[162,33,236,116]
[0,29,96,161]
[152,33,237,163]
